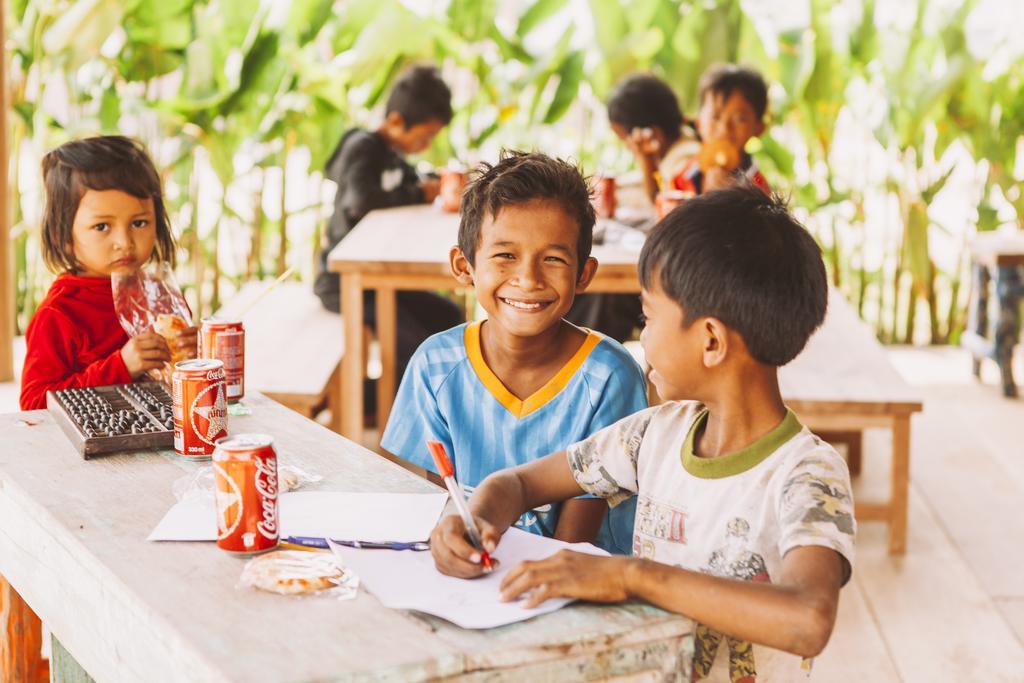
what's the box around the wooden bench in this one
[214,281,344,419]
[961,232,1024,397]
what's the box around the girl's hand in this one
[174,325,199,358]
[430,513,502,579]
[121,331,171,378]
[500,551,633,608]
[628,127,662,167]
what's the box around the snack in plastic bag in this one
[112,263,195,383]
[240,550,358,598]
[173,463,323,502]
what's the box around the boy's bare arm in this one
[552,498,607,544]
[430,450,586,577]
[500,545,845,659]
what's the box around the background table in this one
[961,231,1024,397]
[329,208,923,554]
[780,291,924,554]
[0,393,693,682]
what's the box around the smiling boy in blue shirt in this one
[381,151,648,554]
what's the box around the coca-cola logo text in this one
[255,456,279,540]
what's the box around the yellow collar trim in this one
[465,320,602,419]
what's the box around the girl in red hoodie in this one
[20,136,196,410]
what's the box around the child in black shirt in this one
[314,65,464,385]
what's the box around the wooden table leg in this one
[1,575,48,683]
[375,287,397,433]
[888,415,911,555]
[337,273,365,439]
[968,263,990,378]
[50,636,93,683]
[994,265,1021,397]
[818,431,862,477]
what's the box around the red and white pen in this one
[426,440,494,571]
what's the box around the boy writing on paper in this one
[431,185,855,681]
[381,151,648,556]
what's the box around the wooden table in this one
[779,291,923,555]
[327,204,643,439]
[327,206,922,554]
[961,231,1024,397]
[0,393,693,682]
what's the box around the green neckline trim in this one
[681,408,803,479]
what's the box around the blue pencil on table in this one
[283,536,429,551]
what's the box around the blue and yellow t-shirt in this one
[381,321,648,554]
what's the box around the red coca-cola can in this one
[200,318,245,402]
[440,168,467,213]
[172,359,228,459]
[593,176,617,219]
[212,434,279,556]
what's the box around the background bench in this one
[215,281,343,419]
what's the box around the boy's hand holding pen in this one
[427,440,503,578]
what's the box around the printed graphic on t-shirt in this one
[380,167,404,192]
[692,517,769,681]
[781,462,856,537]
[634,495,687,545]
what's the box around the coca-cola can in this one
[593,176,616,219]
[212,434,279,556]
[172,359,228,459]
[440,168,467,213]
[200,318,245,402]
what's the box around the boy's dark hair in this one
[639,183,826,366]
[386,65,453,128]
[40,135,176,273]
[698,64,769,120]
[459,150,595,276]
[607,74,686,145]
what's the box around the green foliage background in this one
[6,0,1023,344]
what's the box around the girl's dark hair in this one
[638,183,827,366]
[698,64,769,119]
[40,135,176,273]
[458,150,595,276]
[607,74,693,146]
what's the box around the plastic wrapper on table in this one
[173,462,323,502]
[238,549,359,598]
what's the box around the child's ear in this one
[449,246,475,286]
[753,119,766,138]
[385,111,407,130]
[574,257,598,293]
[701,317,729,368]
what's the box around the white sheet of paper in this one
[330,527,609,629]
[147,491,449,542]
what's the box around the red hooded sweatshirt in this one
[20,274,132,410]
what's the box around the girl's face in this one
[70,189,157,278]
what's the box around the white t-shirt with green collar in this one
[566,400,856,682]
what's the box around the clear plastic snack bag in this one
[112,263,195,384]
[173,463,323,502]
[239,550,359,599]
